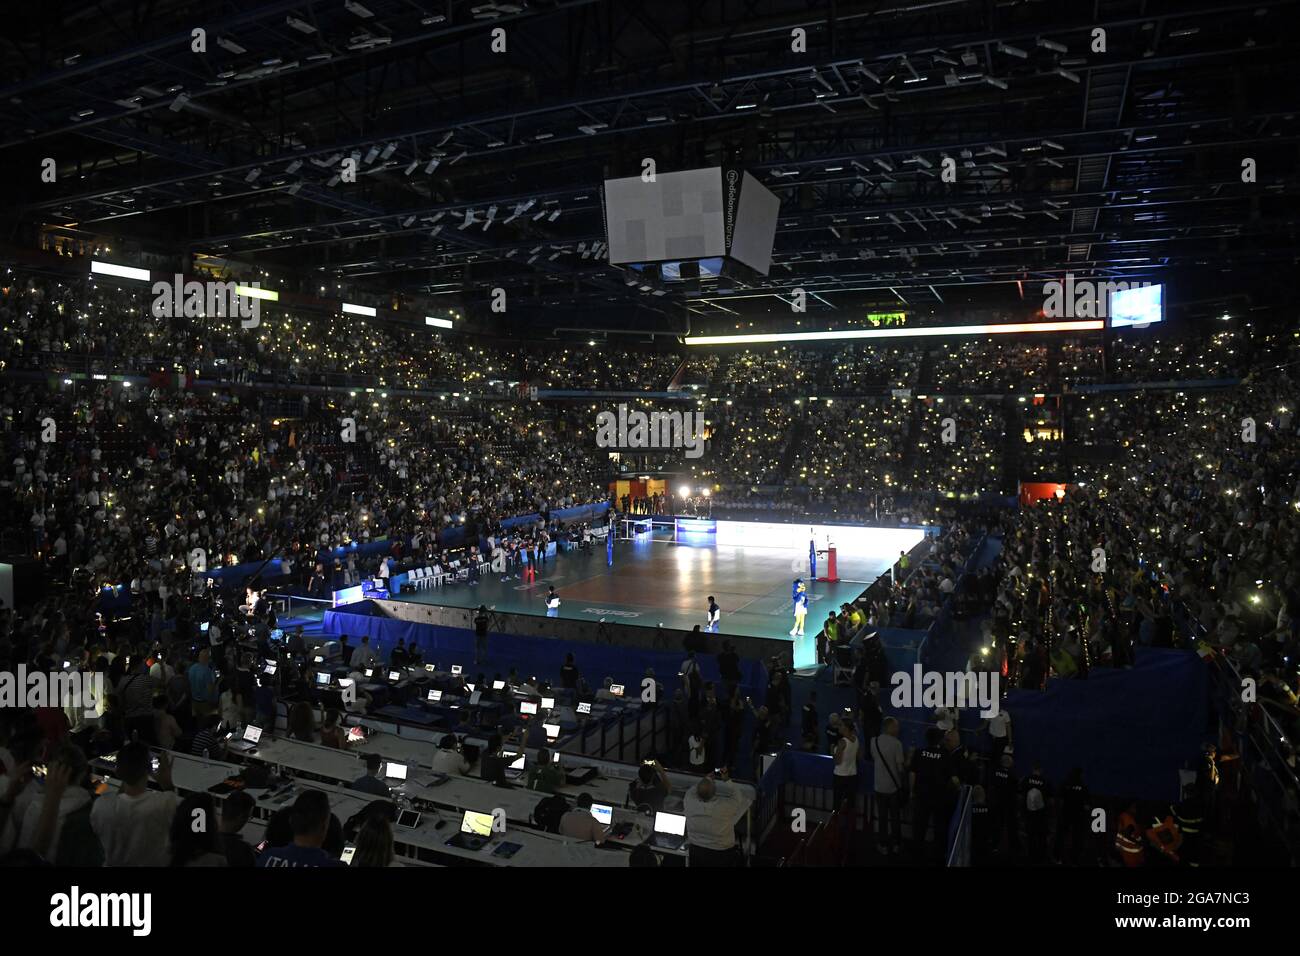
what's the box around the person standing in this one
[871,717,907,855]
[832,717,860,814]
[187,647,217,720]
[909,727,948,862]
[706,596,721,633]
[683,773,747,867]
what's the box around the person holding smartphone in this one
[90,742,178,866]
[626,759,670,812]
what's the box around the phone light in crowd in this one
[342,302,377,317]
[684,319,1104,346]
[90,260,151,282]
[425,316,454,329]
[235,285,279,302]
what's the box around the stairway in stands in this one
[898,347,937,484]
[1000,396,1024,493]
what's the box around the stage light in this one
[678,486,691,498]
[425,316,454,329]
[90,260,150,282]
[684,320,1103,346]
[342,303,377,317]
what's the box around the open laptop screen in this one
[384,762,408,780]
[461,810,495,836]
[519,701,538,715]
[654,811,686,836]
[590,803,613,826]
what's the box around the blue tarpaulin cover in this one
[1006,647,1210,801]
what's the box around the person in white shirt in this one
[871,717,907,855]
[91,743,179,867]
[682,773,748,866]
[2,743,95,863]
[832,718,860,813]
[430,737,470,775]
[982,707,1012,762]
[349,635,377,669]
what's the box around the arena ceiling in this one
[1,0,1298,321]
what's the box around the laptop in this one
[541,696,555,711]
[427,689,443,702]
[503,751,526,780]
[469,690,482,707]
[519,700,538,717]
[609,683,625,697]
[383,762,408,782]
[564,765,599,786]
[315,672,331,686]
[577,701,591,715]
[387,670,402,682]
[263,662,277,675]
[543,722,560,741]
[364,667,375,679]
[590,803,613,826]
[313,655,325,664]
[492,679,506,690]
[228,725,263,753]
[650,811,687,851]
[445,810,496,851]
[396,809,421,829]
[451,665,463,676]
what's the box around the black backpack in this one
[532,793,569,833]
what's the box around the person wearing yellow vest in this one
[821,613,839,664]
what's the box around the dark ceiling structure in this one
[1,0,1298,326]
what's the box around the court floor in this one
[390,530,913,665]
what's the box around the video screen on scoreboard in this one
[1108,283,1164,328]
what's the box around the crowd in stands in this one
[2,261,1298,868]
